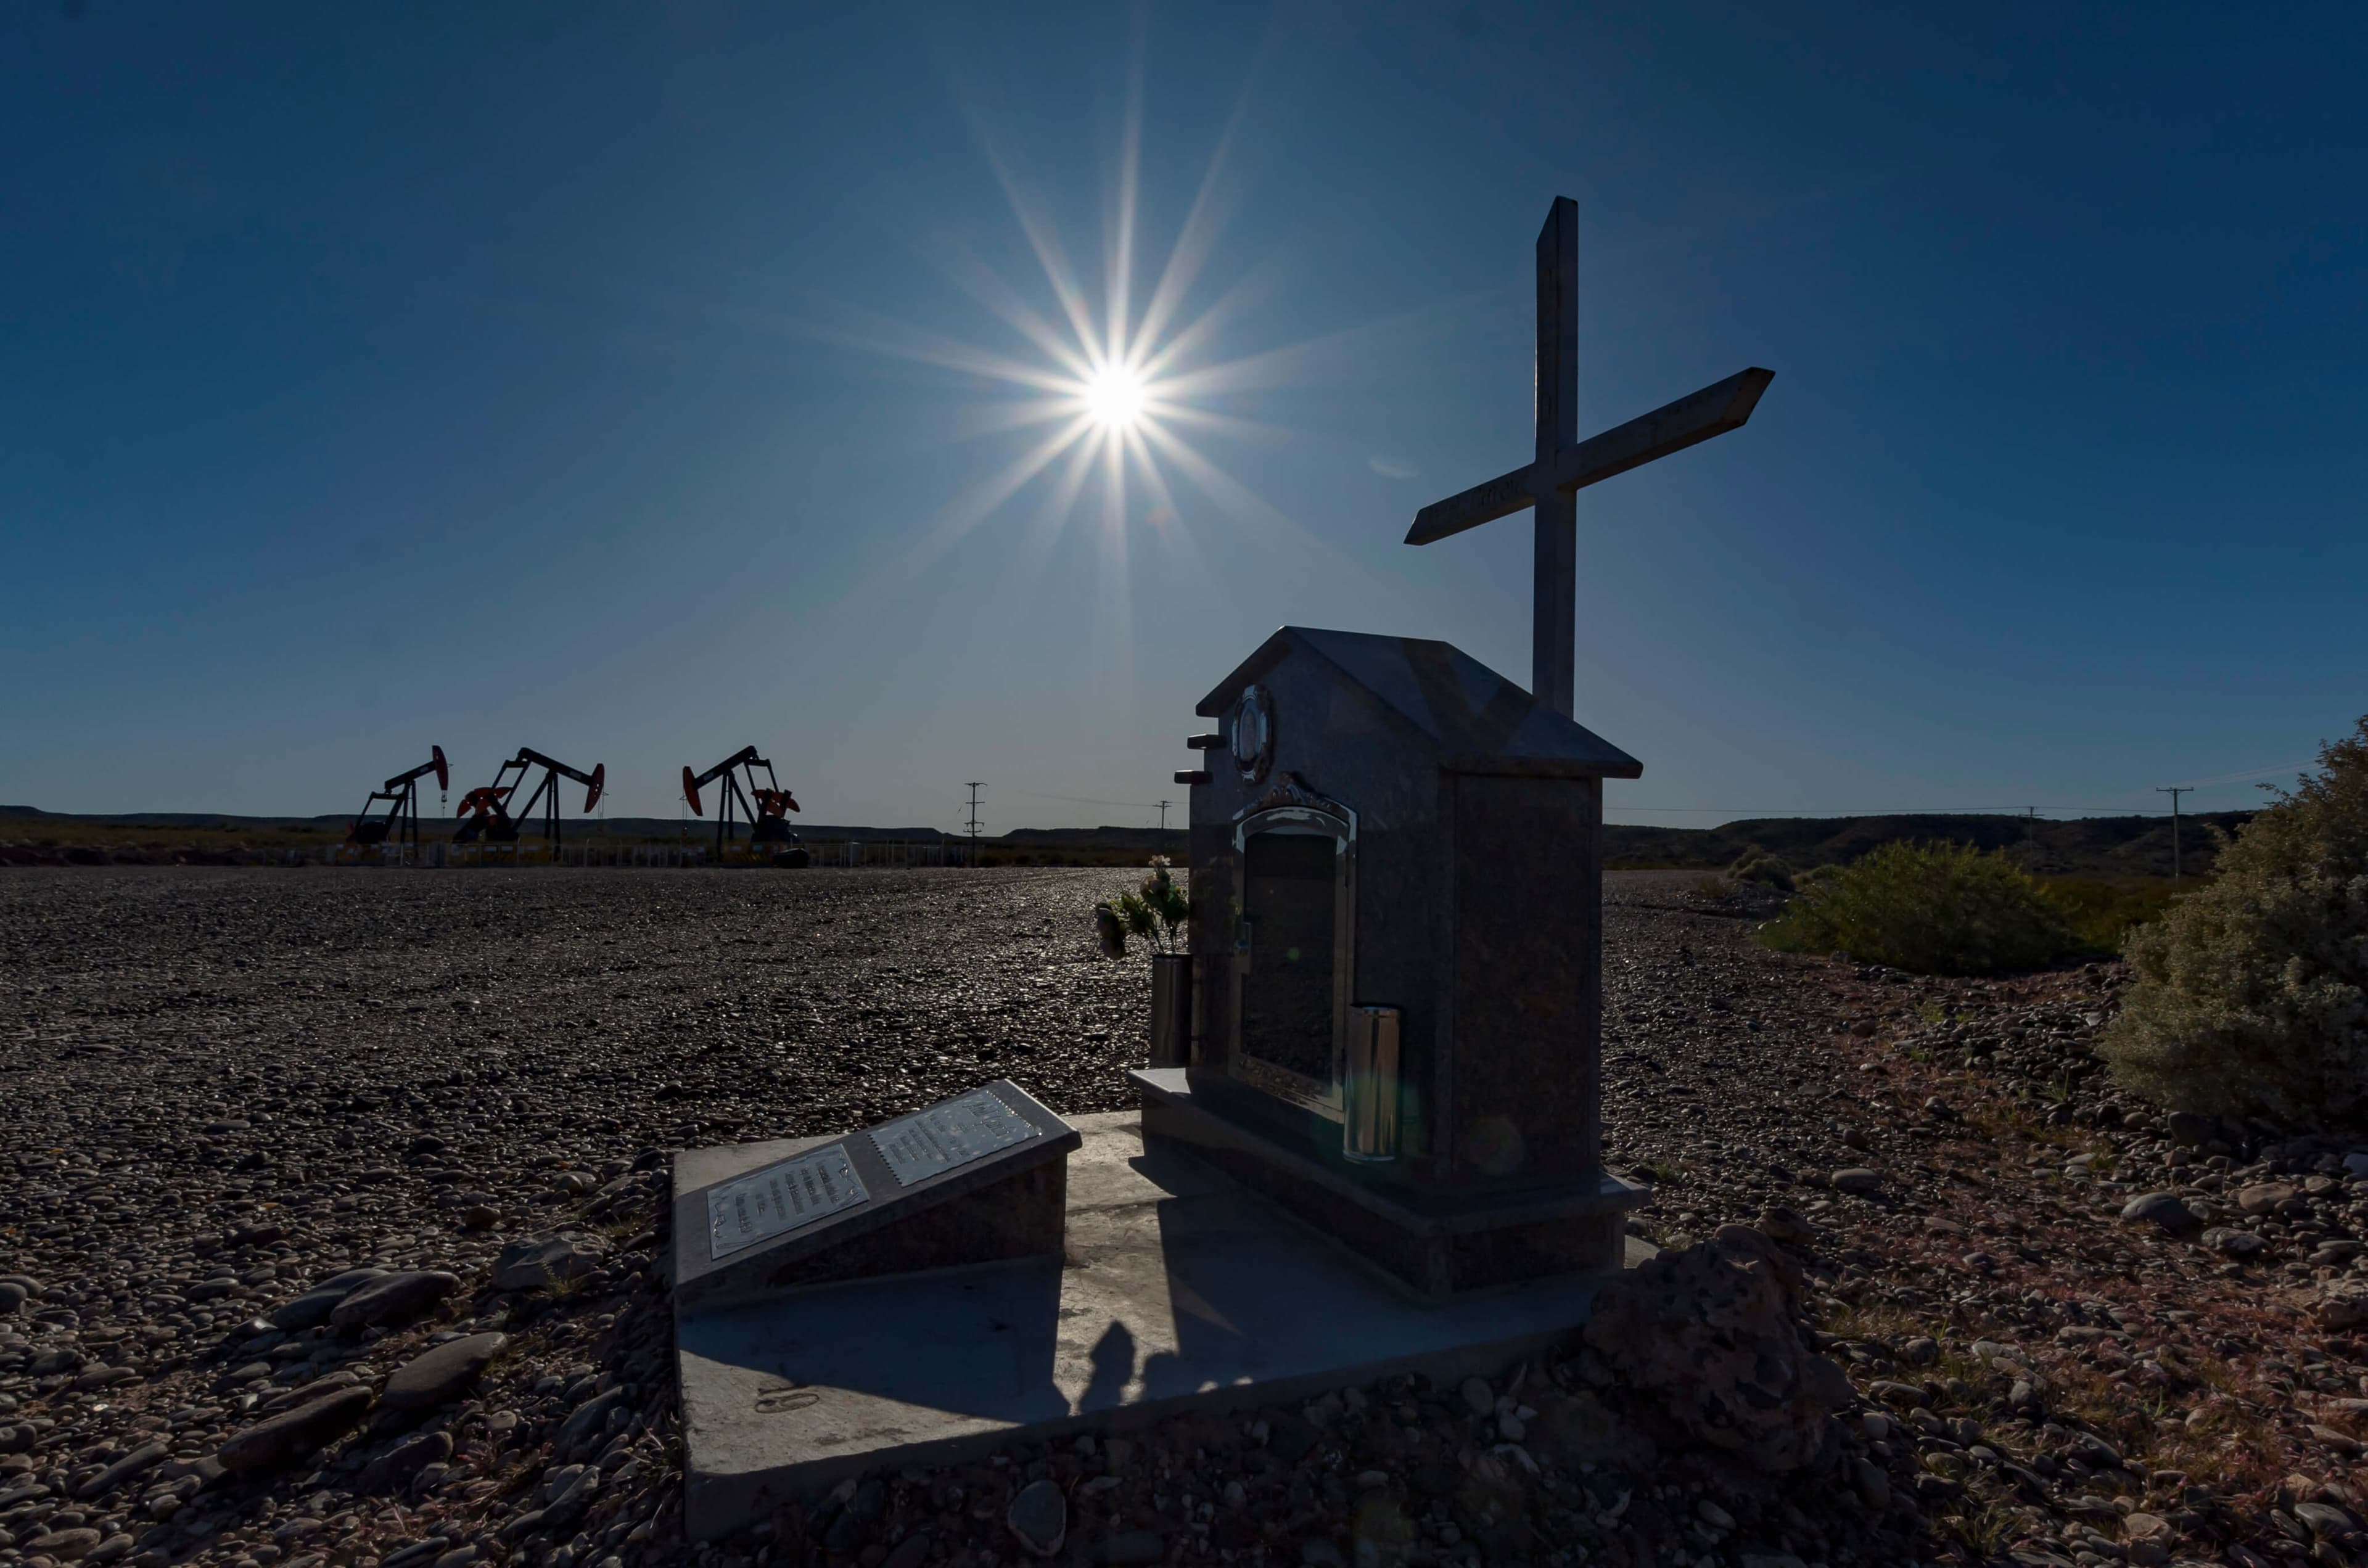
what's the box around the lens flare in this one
[1082,363,1148,429]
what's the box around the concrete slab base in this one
[674,1111,1649,1541]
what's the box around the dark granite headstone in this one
[672,1080,1079,1311]
[1143,627,1649,1295]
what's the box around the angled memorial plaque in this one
[870,1090,1040,1187]
[671,1078,1079,1311]
[707,1143,869,1260]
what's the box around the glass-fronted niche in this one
[1229,794,1355,1121]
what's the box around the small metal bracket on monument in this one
[1186,733,1222,750]
[1175,770,1211,786]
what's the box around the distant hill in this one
[1600,811,2250,879]
[1,803,2243,877]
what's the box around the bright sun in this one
[1082,363,1148,430]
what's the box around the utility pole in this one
[2156,786,2192,882]
[1155,799,1172,856]
[963,782,984,866]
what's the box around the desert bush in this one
[2099,719,2368,1126]
[1758,840,2076,975]
[2037,876,2189,953]
[1727,847,1794,891]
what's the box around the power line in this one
[1009,789,1170,811]
[963,782,985,846]
[2168,759,2315,790]
[1602,805,2224,816]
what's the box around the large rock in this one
[2236,1182,2296,1217]
[73,1440,167,1500]
[2119,1192,2201,1236]
[2319,1284,2368,1331]
[2203,1228,2267,1258]
[330,1271,459,1332]
[380,1333,507,1411]
[272,1270,388,1331]
[1581,1225,1853,1471]
[25,1528,104,1562]
[491,1234,606,1292]
[553,1387,627,1458]
[216,1386,373,1474]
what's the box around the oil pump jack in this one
[453,748,606,850]
[345,745,450,855]
[682,746,807,865]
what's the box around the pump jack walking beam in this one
[457,748,606,852]
[507,748,606,852]
[681,746,799,862]
[347,745,450,855]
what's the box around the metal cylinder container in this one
[1148,953,1194,1069]
[1343,1004,1402,1163]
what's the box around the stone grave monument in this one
[669,197,1768,1538]
[1144,194,1771,1296]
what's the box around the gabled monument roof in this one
[1195,626,1643,779]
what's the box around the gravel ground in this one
[2,867,2360,1568]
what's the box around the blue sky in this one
[4,4,2362,832]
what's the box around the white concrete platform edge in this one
[672,1110,1648,1541]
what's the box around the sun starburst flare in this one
[779,53,1445,691]
[1082,362,1149,430]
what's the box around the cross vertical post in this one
[1532,197,1579,717]
[1407,197,1772,721]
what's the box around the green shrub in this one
[2036,876,2189,954]
[1757,840,2076,975]
[1727,847,1794,891]
[2099,718,2368,1126]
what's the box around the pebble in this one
[1006,1477,1066,1558]
[490,1234,605,1292]
[356,1429,452,1495]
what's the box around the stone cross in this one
[1408,196,1773,716]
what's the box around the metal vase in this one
[1343,1005,1402,1164]
[1148,953,1193,1069]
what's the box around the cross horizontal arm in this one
[1403,462,1536,546]
[1543,366,1773,498]
[1404,366,1774,548]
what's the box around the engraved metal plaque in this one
[868,1089,1038,1188]
[707,1143,869,1260]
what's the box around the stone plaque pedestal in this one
[671,1080,1079,1313]
[671,1111,1650,1541]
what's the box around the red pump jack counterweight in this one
[454,748,606,850]
[682,746,805,864]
